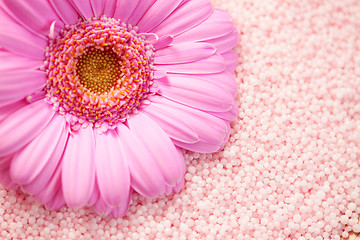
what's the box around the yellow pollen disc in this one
[76,49,121,94]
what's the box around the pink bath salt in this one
[0,0,359,239]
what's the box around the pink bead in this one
[353,224,360,233]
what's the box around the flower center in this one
[44,17,155,131]
[76,49,121,94]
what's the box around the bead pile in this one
[0,0,359,239]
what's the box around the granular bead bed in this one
[0,0,359,239]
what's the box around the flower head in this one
[0,0,238,217]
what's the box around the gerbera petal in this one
[153,35,174,50]
[201,72,237,97]
[49,0,80,25]
[171,176,185,194]
[94,192,131,218]
[128,113,185,187]
[0,50,42,71]
[174,147,186,184]
[174,119,230,153]
[0,172,18,189]
[34,159,63,205]
[171,148,186,193]
[149,95,230,153]
[0,155,11,170]
[87,181,100,205]
[173,9,235,43]
[126,0,156,25]
[209,102,239,121]
[108,197,131,218]
[141,103,199,144]
[0,0,63,38]
[0,100,28,123]
[62,127,96,207]
[136,0,183,33]
[207,29,238,54]
[69,0,94,19]
[0,155,18,189]
[113,0,139,22]
[222,50,238,73]
[154,42,216,64]
[0,70,46,107]
[151,0,212,37]
[110,192,131,218]
[155,73,233,112]
[21,123,68,196]
[93,195,111,216]
[103,0,118,17]
[45,187,66,210]
[173,138,222,153]
[95,130,130,207]
[155,54,225,74]
[116,123,166,198]
[164,148,186,196]
[90,0,106,17]
[0,100,55,158]
[0,10,47,59]
[10,115,67,185]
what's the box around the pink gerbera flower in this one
[0,0,238,217]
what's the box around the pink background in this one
[0,0,359,239]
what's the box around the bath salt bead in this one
[304,233,312,239]
[345,209,353,217]
[348,202,357,211]
[28,217,36,225]
[300,222,309,229]
[322,232,330,239]
[353,224,360,233]
[342,231,349,238]
[292,214,301,223]
[330,219,339,228]
[312,226,322,236]
[68,231,77,240]
[350,190,359,199]
[260,218,268,225]
[188,166,196,174]
[1,222,8,229]
[332,233,342,240]
[339,215,349,224]
[324,225,332,232]
[345,226,353,233]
